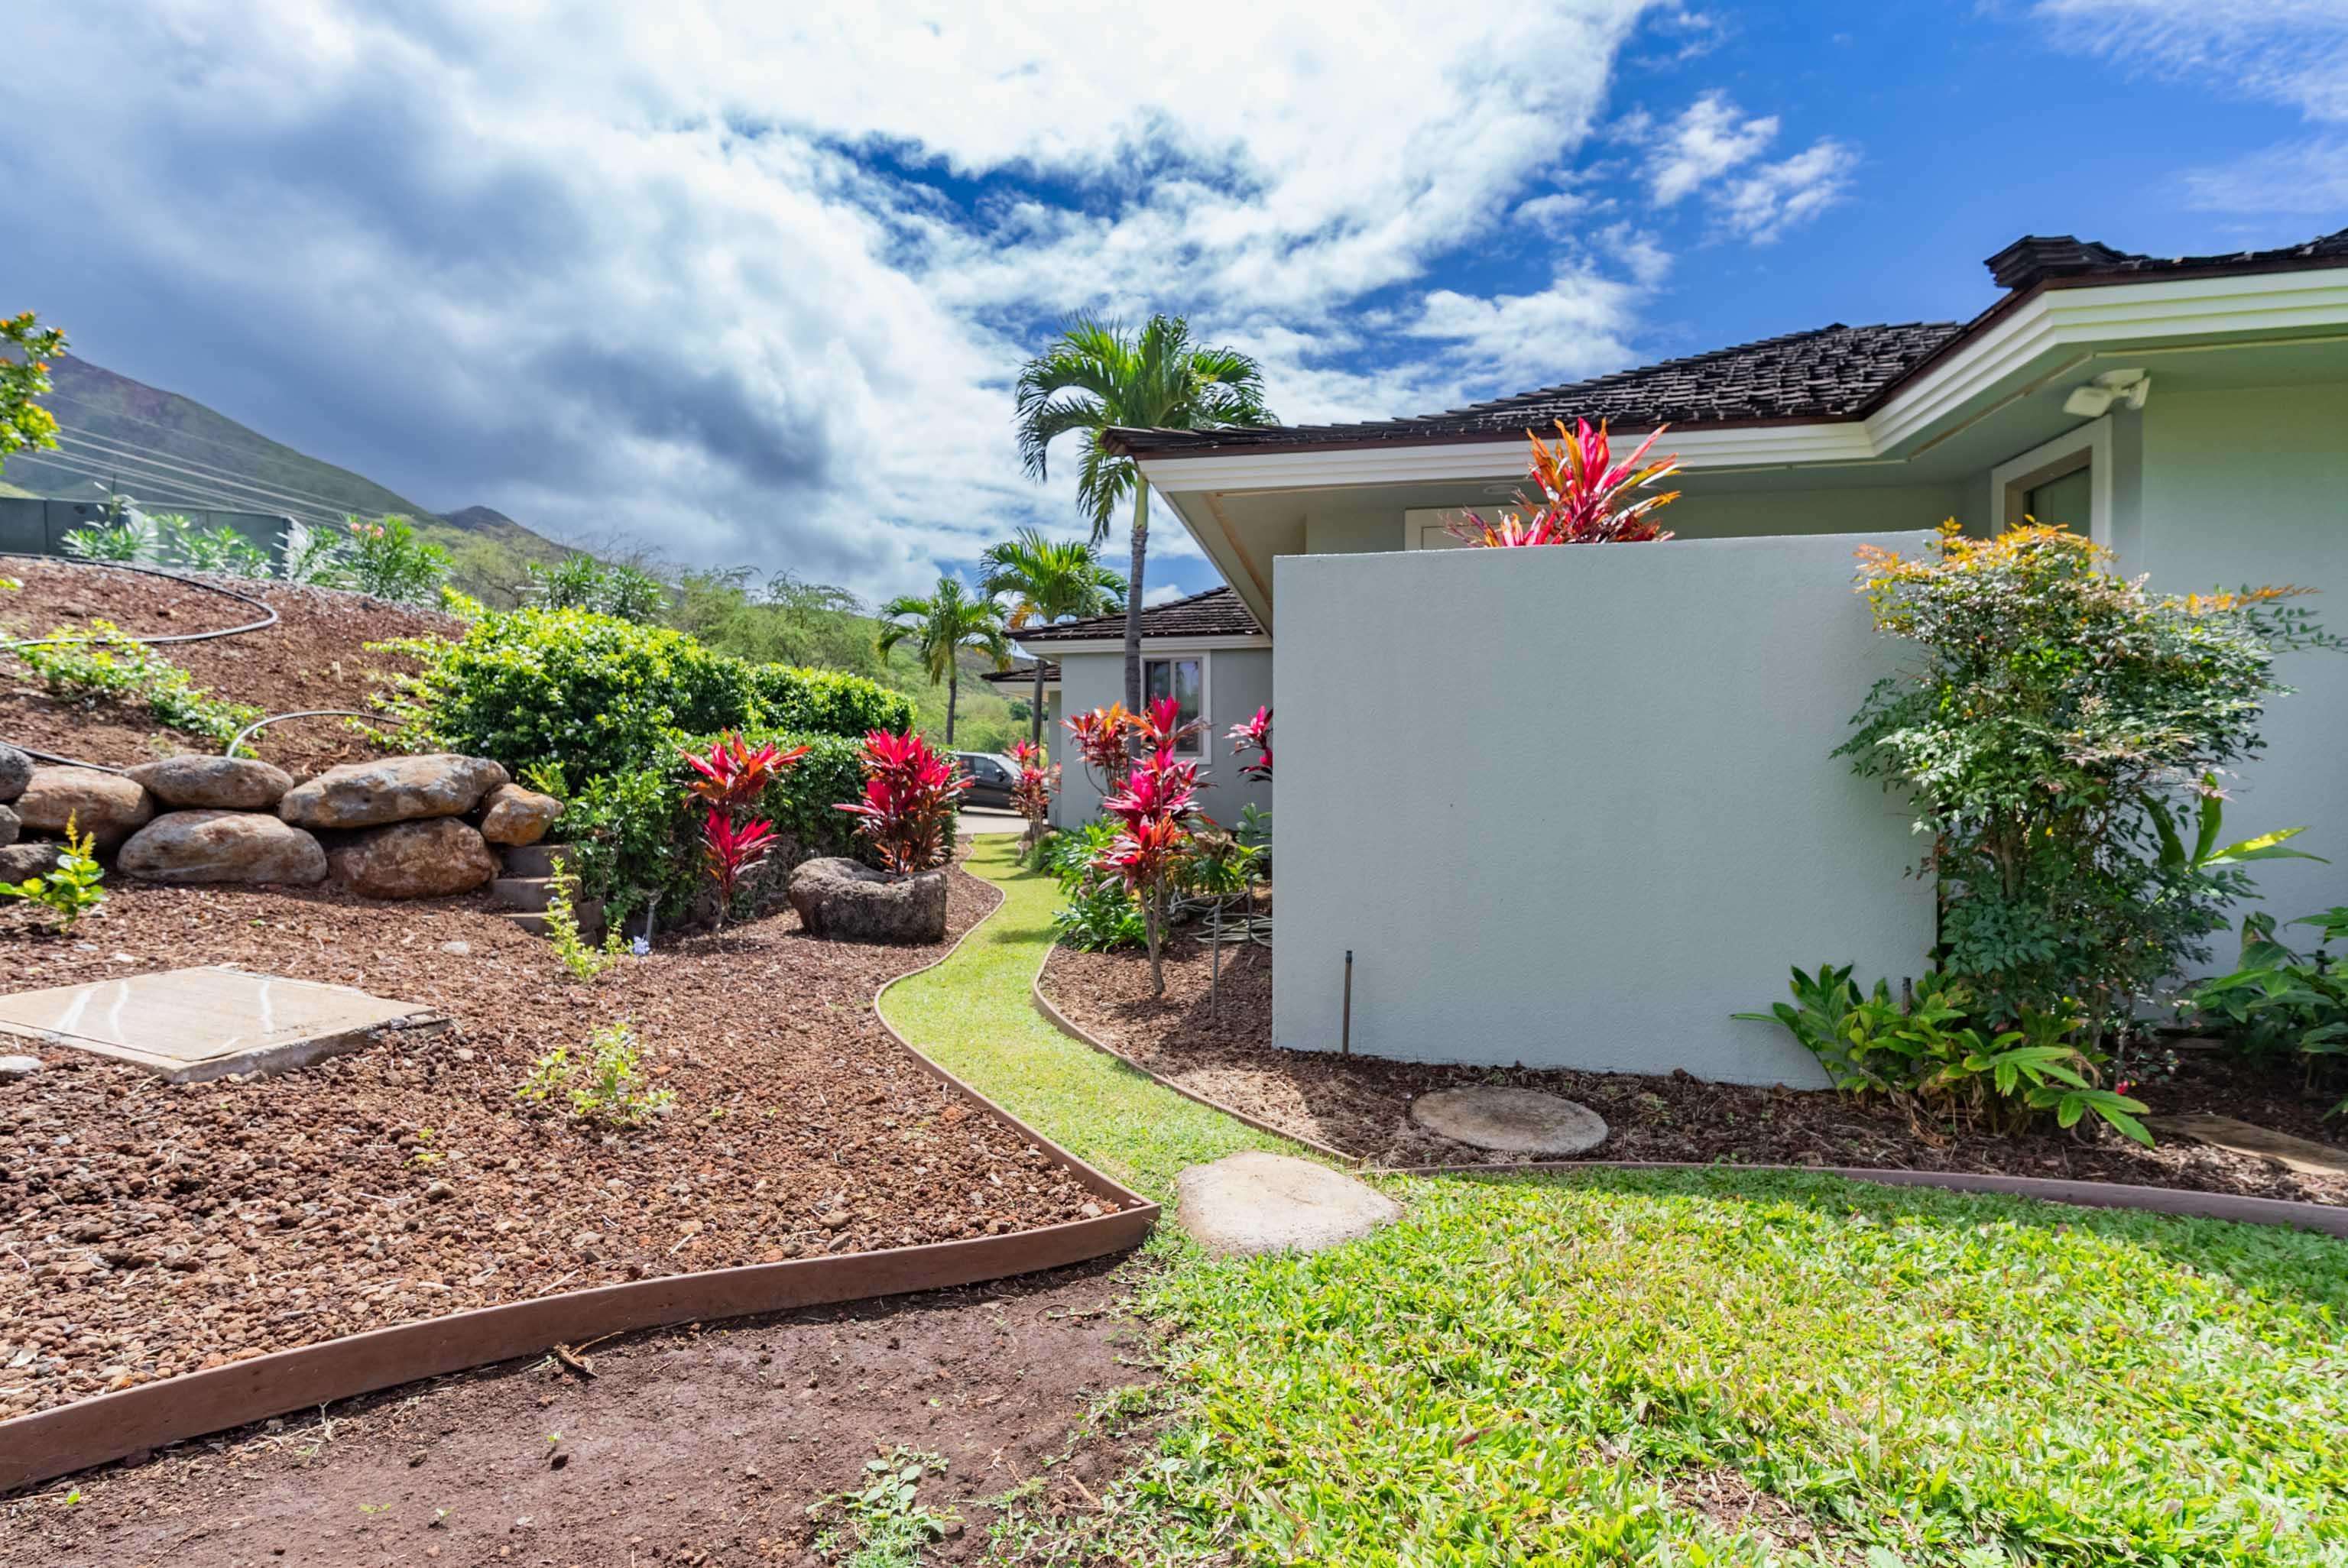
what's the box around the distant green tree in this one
[1013,314,1274,711]
[876,576,1010,747]
[2,312,69,475]
[979,526,1125,748]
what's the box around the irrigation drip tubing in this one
[0,552,279,650]
[2,552,395,770]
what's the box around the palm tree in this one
[979,528,1127,749]
[876,575,1011,747]
[1013,314,1275,713]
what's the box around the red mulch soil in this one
[0,1255,1158,1567]
[0,557,455,774]
[1041,935,2348,1207]
[0,867,1133,1422]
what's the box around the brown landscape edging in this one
[1030,954,1361,1165]
[0,868,1161,1495]
[1383,1160,2348,1238]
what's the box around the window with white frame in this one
[1989,417,2111,547]
[1142,655,1205,754]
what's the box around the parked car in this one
[952,751,1019,809]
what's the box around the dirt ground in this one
[1,866,1134,1421]
[0,1255,1157,1568]
[1042,935,2348,1206]
[1,557,452,774]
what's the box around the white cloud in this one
[2183,137,2348,215]
[2034,0,2348,124]
[1,0,1825,605]
[1717,140,1860,242]
[1646,92,1780,204]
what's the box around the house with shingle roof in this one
[1083,226,2348,1084]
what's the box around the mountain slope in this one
[8,357,565,595]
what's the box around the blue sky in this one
[6,2,2343,607]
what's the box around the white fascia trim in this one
[1131,265,2348,494]
[1017,633,1271,653]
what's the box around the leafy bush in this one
[16,620,263,744]
[558,728,875,926]
[837,730,966,873]
[525,554,669,622]
[0,818,104,928]
[148,513,272,577]
[1447,417,1680,546]
[342,515,451,605]
[60,513,154,563]
[1842,523,2337,1031]
[378,608,761,792]
[1052,876,1149,951]
[545,873,628,980]
[516,1022,672,1128]
[748,663,913,737]
[2190,909,2348,1115]
[1737,965,2152,1143]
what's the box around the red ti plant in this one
[1008,738,1059,848]
[1062,702,1137,796]
[1226,704,1272,782]
[1447,419,1681,546]
[1094,698,1202,994]
[699,810,777,927]
[835,729,968,874]
[681,732,806,928]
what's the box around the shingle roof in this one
[1111,322,1962,456]
[1013,586,1263,643]
[1109,225,2348,460]
[981,659,1059,684]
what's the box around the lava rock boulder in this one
[478,782,562,847]
[0,743,30,804]
[786,857,948,943]
[119,811,329,886]
[327,818,500,899]
[13,766,156,850]
[280,753,509,831]
[127,755,297,812]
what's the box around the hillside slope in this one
[7,357,565,598]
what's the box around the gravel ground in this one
[1042,935,2348,1205]
[1,557,452,773]
[0,864,1133,1421]
[0,1255,1156,1566]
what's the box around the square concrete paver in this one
[0,966,448,1083]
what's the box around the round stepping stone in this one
[1175,1151,1400,1258]
[1410,1087,1607,1155]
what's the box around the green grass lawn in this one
[893,837,2348,1567]
[880,834,1296,1205]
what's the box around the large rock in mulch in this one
[478,782,562,847]
[1175,1151,1403,1258]
[0,743,29,804]
[1409,1087,1609,1156]
[126,754,294,811]
[118,811,328,886]
[0,842,61,882]
[13,766,156,850]
[0,803,15,847]
[279,753,509,831]
[787,856,948,943]
[327,818,500,899]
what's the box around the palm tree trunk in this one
[1030,658,1046,750]
[1124,484,1149,716]
[946,666,959,746]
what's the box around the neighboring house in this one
[1009,589,1273,831]
[1102,227,2348,1084]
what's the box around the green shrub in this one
[378,608,761,791]
[0,818,104,928]
[2189,908,2348,1115]
[1047,819,1146,951]
[15,620,263,745]
[524,554,670,622]
[557,727,903,927]
[344,515,452,606]
[748,663,913,737]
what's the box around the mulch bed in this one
[1040,935,2348,1207]
[0,1255,1156,1566]
[0,864,1130,1423]
[1,557,453,774]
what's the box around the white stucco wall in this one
[1273,532,1938,1086]
[1044,646,1274,830]
[2131,381,2348,928]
